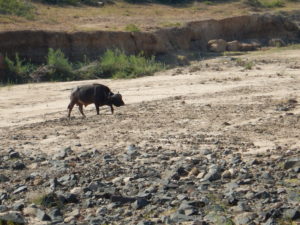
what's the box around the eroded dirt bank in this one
[0,13,299,63]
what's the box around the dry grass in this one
[0,0,299,32]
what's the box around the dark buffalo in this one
[67,83,125,118]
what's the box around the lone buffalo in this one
[67,83,125,118]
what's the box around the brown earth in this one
[1,46,300,158]
[1,1,299,32]
[1,13,299,63]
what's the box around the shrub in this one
[98,49,164,79]
[0,0,35,19]
[2,54,35,84]
[261,0,284,7]
[39,0,100,5]
[125,24,140,32]
[245,0,263,7]
[46,48,75,81]
[245,0,285,7]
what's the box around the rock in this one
[0,211,26,224]
[204,212,234,225]
[268,38,286,47]
[263,218,277,225]
[12,200,24,211]
[57,174,77,186]
[66,208,80,218]
[110,195,136,204]
[53,147,72,160]
[96,207,108,215]
[202,165,221,181]
[12,162,26,170]
[227,40,240,51]
[137,221,155,225]
[254,190,271,199]
[164,166,188,181]
[234,201,251,212]
[23,206,37,216]
[188,167,200,177]
[221,170,232,179]
[226,193,238,206]
[208,39,227,52]
[13,186,27,194]
[132,198,150,209]
[169,212,194,223]
[127,144,140,158]
[0,205,8,213]
[181,221,208,225]
[234,212,257,225]
[70,187,83,195]
[284,157,300,169]
[36,208,51,221]
[247,158,261,165]
[239,42,259,51]
[61,193,79,204]
[9,151,20,159]
[283,208,300,220]
[287,191,300,203]
[39,193,62,208]
[0,174,9,182]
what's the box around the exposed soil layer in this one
[0,13,299,63]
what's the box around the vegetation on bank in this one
[37,0,102,5]
[1,0,296,21]
[1,48,165,84]
[0,0,35,19]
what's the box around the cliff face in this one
[0,13,299,63]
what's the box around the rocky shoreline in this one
[0,141,299,224]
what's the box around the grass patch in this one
[203,0,214,5]
[2,54,35,84]
[234,58,255,69]
[28,191,64,208]
[125,24,140,32]
[1,48,165,85]
[39,0,100,6]
[46,48,75,81]
[284,179,300,186]
[277,218,298,225]
[0,0,35,19]
[96,49,165,79]
[245,0,285,8]
[161,22,181,28]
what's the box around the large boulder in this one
[207,39,227,52]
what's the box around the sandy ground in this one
[1,48,300,157]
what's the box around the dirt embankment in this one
[0,13,299,63]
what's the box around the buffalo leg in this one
[67,101,76,118]
[95,103,100,115]
[110,105,114,114]
[78,104,86,117]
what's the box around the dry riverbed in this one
[0,47,300,224]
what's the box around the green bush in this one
[2,54,35,84]
[98,49,164,79]
[39,0,100,5]
[0,0,35,19]
[261,0,284,7]
[245,0,285,7]
[1,48,165,85]
[125,24,140,32]
[46,48,75,81]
